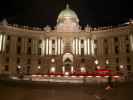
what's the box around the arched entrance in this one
[63,53,73,72]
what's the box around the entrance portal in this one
[63,53,73,72]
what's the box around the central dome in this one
[57,4,79,23]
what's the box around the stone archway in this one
[63,53,73,72]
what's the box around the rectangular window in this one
[38,48,41,55]
[17,58,20,64]
[116,57,119,63]
[6,45,10,53]
[5,57,9,63]
[127,57,130,63]
[115,46,119,54]
[28,38,32,43]
[81,48,84,56]
[27,47,31,55]
[7,35,10,40]
[38,59,41,64]
[27,59,31,64]
[4,65,9,71]
[114,37,118,42]
[52,40,55,44]
[127,65,131,71]
[17,46,21,54]
[81,40,84,44]
[17,37,21,42]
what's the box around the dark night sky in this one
[0,0,132,27]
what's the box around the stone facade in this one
[0,5,133,75]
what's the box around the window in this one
[17,46,21,54]
[105,47,108,55]
[28,38,32,43]
[17,37,21,42]
[81,48,84,56]
[116,66,119,71]
[7,35,10,40]
[127,65,131,71]
[38,40,42,44]
[5,57,9,63]
[6,45,10,53]
[81,40,84,44]
[38,48,41,55]
[126,44,130,53]
[125,35,129,41]
[116,58,119,63]
[115,46,119,54]
[114,37,118,42]
[27,59,31,64]
[81,58,85,63]
[4,65,9,71]
[127,57,130,63]
[38,59,41,64]
[52,48,55,55]
[52,40,55,44]
[104,39,107,43]
[27,47,31,55]
[17,58,20,64]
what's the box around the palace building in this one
[0,4,133,75]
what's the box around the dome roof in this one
[57,4,79,22]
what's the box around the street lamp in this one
[106,59,109,65]
[94,60,99,65]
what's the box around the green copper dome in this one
[57,4,79,23]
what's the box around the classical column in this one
[49,39,52,55]
[55,38,58,55]
[46,38,49,55]
[130,34,133,51]
[58,37,61,55]
[41,40,45,56]
[0,34,3,52]
[79,39,81,55]
[91,39,95,55]
[72,38,75,54]
[76,37,78,55]
[87,38,90,55]
[84,39,87,55]
[1,34,6,52]
[61,39,64,54]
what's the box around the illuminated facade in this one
[0,4,133,75]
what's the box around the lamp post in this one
[94,60,99,70]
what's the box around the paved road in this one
[0,81,133,100]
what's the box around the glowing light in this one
[80,67,86,72]
[106,59,109,64]
[50,67,56,73]
[120,65,124,69]
[94,60,99,65]
[71,66,74,73]
[97,66,101,70]
[17,65,21,69]
[65,72,69,76]
[37,66,41,69]
[51,58,55,63]
[62,66,65,73]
